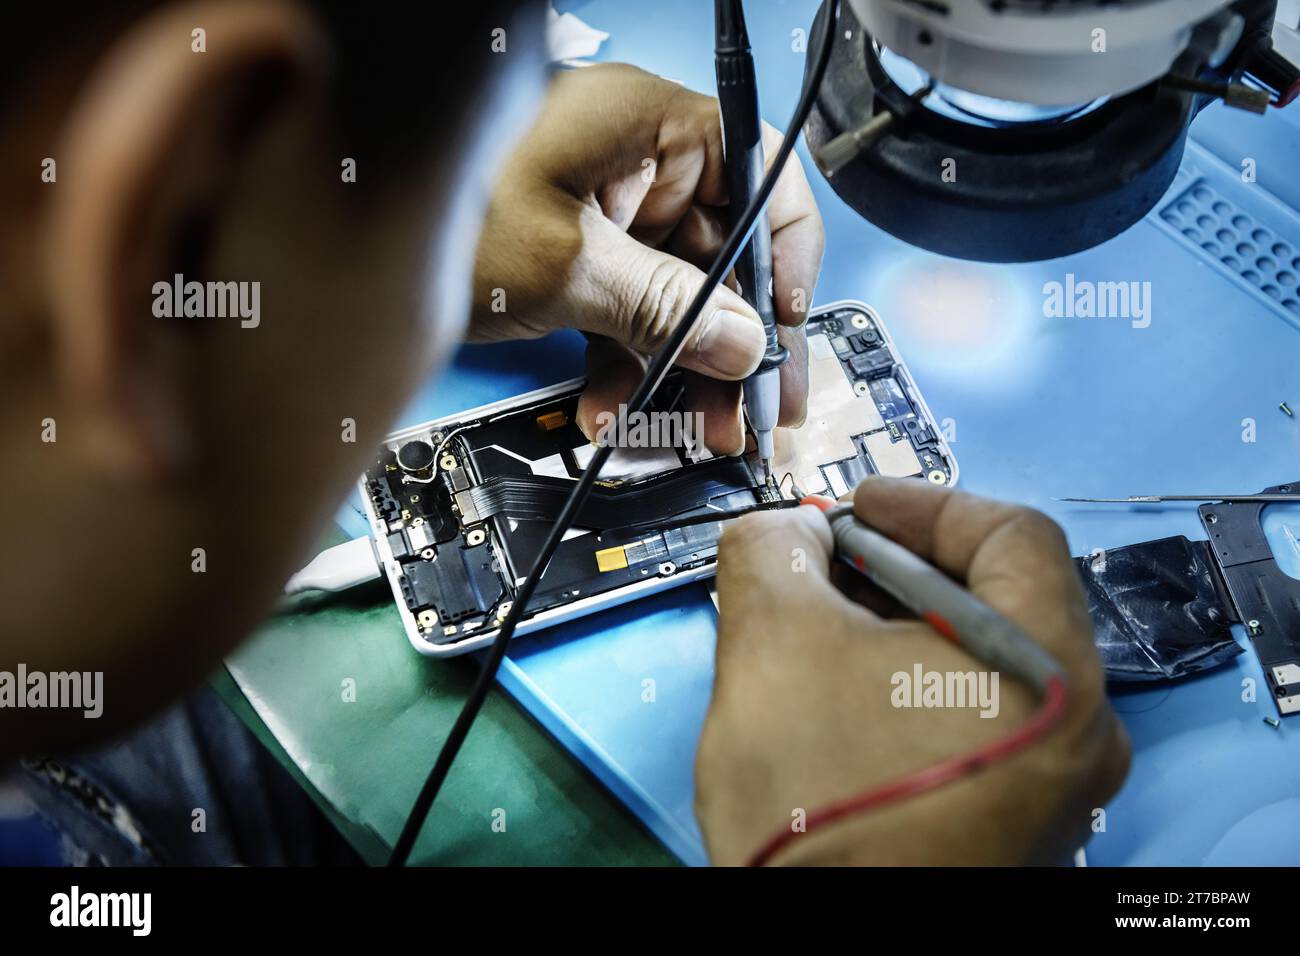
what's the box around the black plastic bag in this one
[1075,535,1243,682]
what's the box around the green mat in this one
[216,583,675,866]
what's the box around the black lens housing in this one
[803,0,1271,262]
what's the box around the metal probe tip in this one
[742,365,781,490]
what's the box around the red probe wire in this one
[746,675,1068,866]
[741,499,1074,864]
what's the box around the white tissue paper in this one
[547,5,609,64]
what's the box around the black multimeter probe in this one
[715,0,786,485]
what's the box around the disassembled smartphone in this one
[358,300,957,657]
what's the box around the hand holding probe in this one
[744,496,1071,866]
[715,0,785,486]
[806,497,1064,691]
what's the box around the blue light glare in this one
[861,251,1046,392]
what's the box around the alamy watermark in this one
[50,886,150,936]
[593,404,708,460]
[1043,273,1151,329]
[152,272,260,328]
[891,664,1000,719]
[0,664,102,719]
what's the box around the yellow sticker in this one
[595,546,629,572]
[537,411,568,431]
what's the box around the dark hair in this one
[6,0,537,161]
[311,1,536,151]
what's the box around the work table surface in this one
[222,0,1300,866]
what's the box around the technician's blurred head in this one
[0,0,543,753]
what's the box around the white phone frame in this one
[358,300,958,657]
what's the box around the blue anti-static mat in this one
[340,0,1300,866]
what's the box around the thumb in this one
[716,505,836,622]
[575,216,767,380]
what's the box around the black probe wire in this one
[388,0,841,867]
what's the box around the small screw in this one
[1248,619,1262,635]
[1264,716,1281,728]
[1282,402,1294,418]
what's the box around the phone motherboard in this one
[358,301,956,655]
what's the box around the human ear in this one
[41,0,326,479]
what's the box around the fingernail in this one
[698,309,765,379]
[800,495,836,513]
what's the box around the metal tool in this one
[1058,494,1300,504]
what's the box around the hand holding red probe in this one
[697,477,1130,866]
